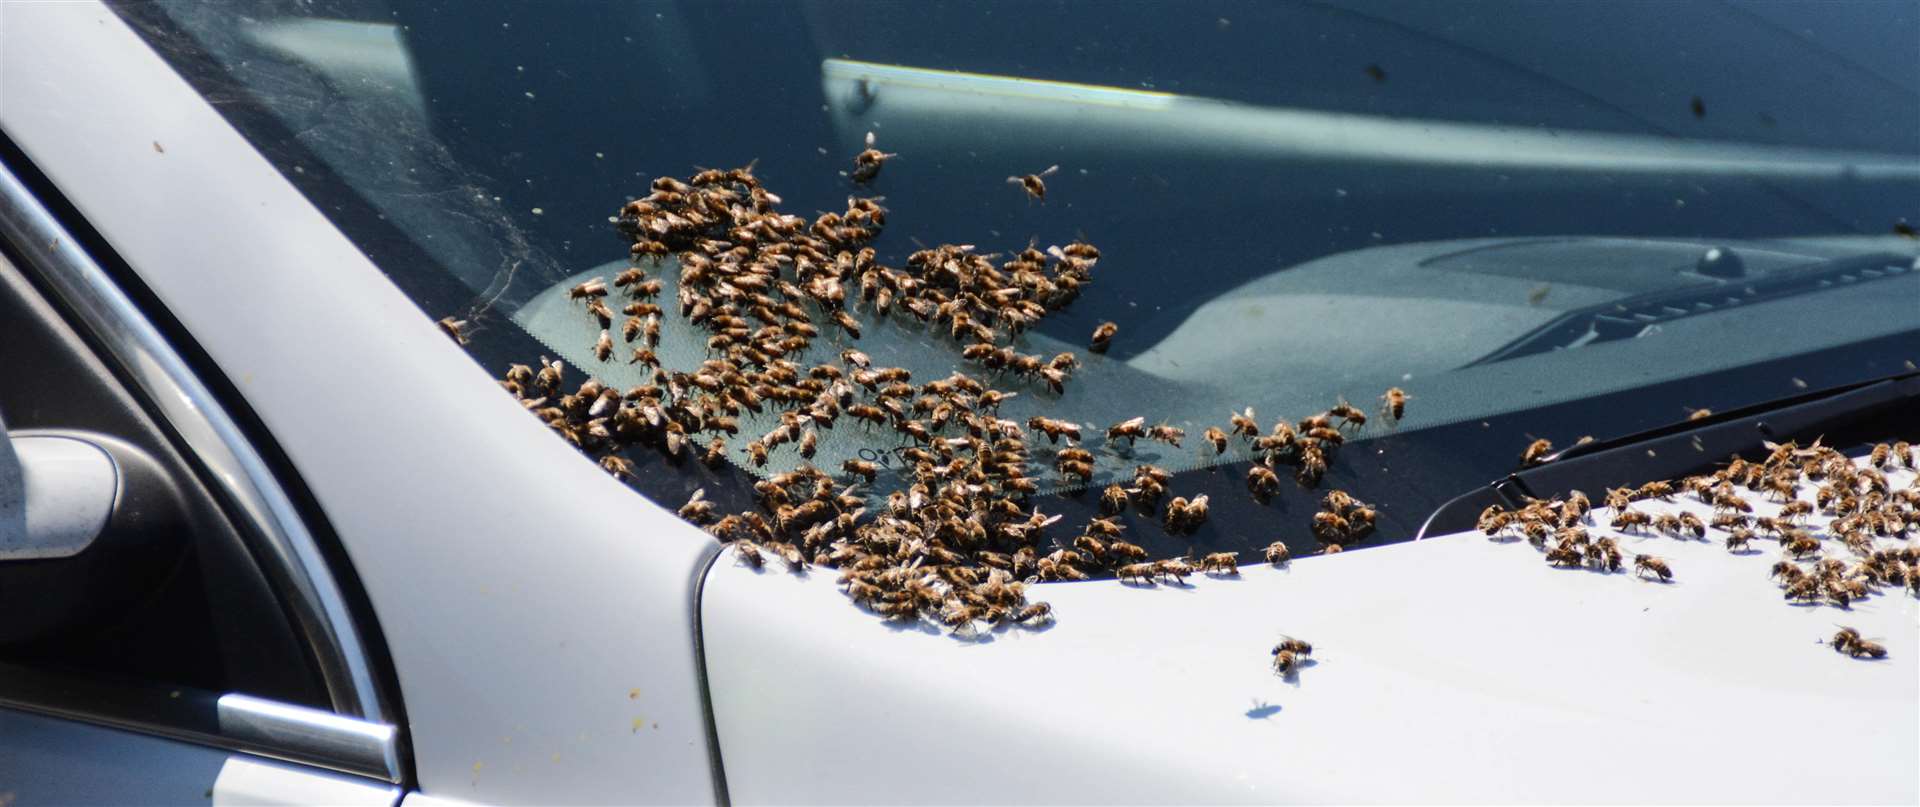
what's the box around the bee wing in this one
[863,130,876,147]
[1117,416,1146,430]
[1039,165,1060,177]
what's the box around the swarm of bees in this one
[476,154,1419,639]
[1311,490,1376,553]
[1481,438,1916,656]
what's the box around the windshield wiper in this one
[1414,370,1920,538]
[1466,252,1918,367]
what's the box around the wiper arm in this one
[1414,371,1920,539]
[1466,252,1918,367]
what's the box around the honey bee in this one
[1228,407,1259,438]
[1117,562,1158,584]
[1829,626,1887,659]
[569,276,609,300]
[733,540,765,569]
[1311,511,1350,544]
[599,453,635,480]
[1106,416,1148,444]
[1148,424,1185,448]
[1477,504,1512,537]
[1379,387,1408,422]
[850,131,897,184]
[1089,321,1119,354]
[1869,443,1893,469]
[1263,541,1292,565]
[1200,552,1240,575]
[593,329,614,362]
[1027,417,1082,444]
[1100,484,1130,514]
[1152,558,1194,583]
[1109,540,1148,562]
[1164,495,1211,534]
[1632,554,1673,581]
[1007,164,1059,201]
[703,437,728,467]
[1274,635,1313,656]
[1203,427,1229,454]
[1247,464,1282,501]
[437,316,471,345]
[1012,602,1053,624]
[1519,438,1554,467]
[744,440,769,467]
[1610,510,1651,532]
[842,459,879,482]
[840,348,871,369]
[1328,401,1367,430]
[1724,528,1755,552]
[1271,648,1300,676]
[678,488,715,524]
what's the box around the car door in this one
[0,159,405,803]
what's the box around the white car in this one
[1,2,1914,804]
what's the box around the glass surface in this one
[115,0,1920,562]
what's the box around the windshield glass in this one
[115,0,1920,568]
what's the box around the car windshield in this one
[115,0,1920,563]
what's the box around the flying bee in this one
[1203,427,1229,455]
[1088,321,1119,353]
[1380,387,1408,422]
[437,316,471,345]
[842,459,879,482]
[678,488,715,524]
[1632,554,1673,581]
[850,131,897,184]
[1007,164,1059,201]
[1264,541,1292,566]
[1519,438,1554,467]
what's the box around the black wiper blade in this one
[1466,252,1918,367]
[1414,371,1920,539]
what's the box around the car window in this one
[113,0,1920,566]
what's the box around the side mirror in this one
[1,415,187,645]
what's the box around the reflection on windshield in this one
[119,0,1920,565]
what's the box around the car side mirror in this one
[1,411,188,645]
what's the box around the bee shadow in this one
[1244,702,1282,720]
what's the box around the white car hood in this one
[702,459,1917,804]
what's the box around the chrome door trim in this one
[218,694,401,782]
[0,160,401,780]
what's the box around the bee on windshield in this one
[1329,401,1367,430]
[1203,427,1229,455]
[842,459,879,483]
[437,316,471,345]
[1229,407,1259,439]
[1248,464,1282,501]
[678,488,715,524]
[1380,387,1408,422]
[569,276,609,301]
[1007,164,1059,201]
[593,330,614,362]
[1028,417,1082,444]
[1107,416,1148,445]
[1089,321,1119,354]
[850,131,897,184]
[1100,484,1130,515]
[744,440,770,468]
[1148,423,1185,448]
[1519,438,1554,467]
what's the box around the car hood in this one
[701,457,1917,804]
